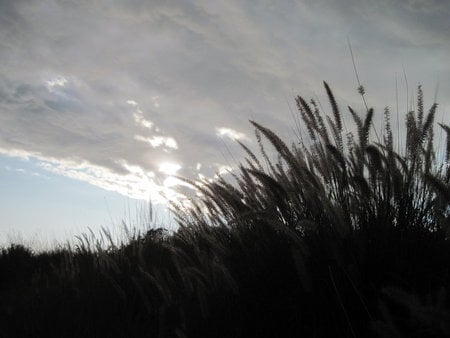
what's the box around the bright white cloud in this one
[0,147,184,205]
[43,159,184,205]
[134,135,178,149]
[46,76,68,92]
[159,162,181,176]
[117,159,155,178]
[126,99,138,106]
[163,176,193,189]
[127,99,154,129]
[216,127,249,141]
[0,148,32,161]
[133,109,153,130]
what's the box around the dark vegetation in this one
[1,83,449,337]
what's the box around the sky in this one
[1,0,449,247]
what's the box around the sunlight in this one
[163,176,180,188]
[159,162,181,175]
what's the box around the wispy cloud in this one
[134,135,178,150]
[129,100,154,130]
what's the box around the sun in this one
[158,162,181,176]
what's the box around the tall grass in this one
[0,83,449,337]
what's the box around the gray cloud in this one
[0,0,449,203]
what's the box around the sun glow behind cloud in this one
[0,147,188,207]
[159,162,181,176]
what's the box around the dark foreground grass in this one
[1,83,449,337]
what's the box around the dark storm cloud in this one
[0,0,449,202]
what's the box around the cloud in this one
[1,146,187,205]
[0,0,449,207]
[134,135,178,150]
[216,127,249,141]
[129,100,154,130]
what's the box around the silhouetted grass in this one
[1,83,449,337]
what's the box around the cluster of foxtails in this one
[1,83,449,337]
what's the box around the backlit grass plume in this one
[182,82,448,237]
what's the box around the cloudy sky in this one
[1,0,449,246]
